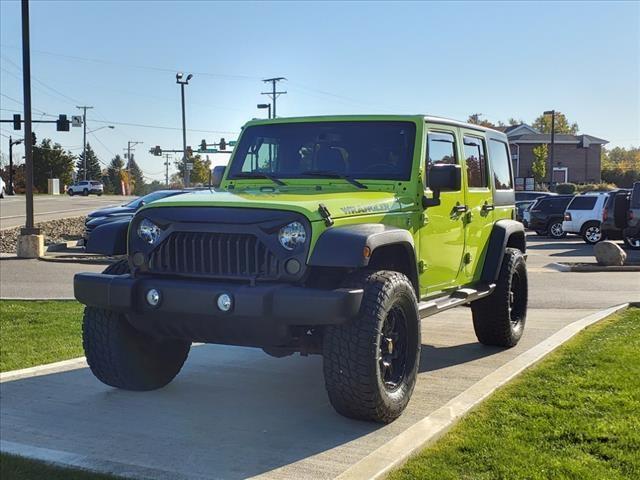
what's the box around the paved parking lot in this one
[1,235,639,479]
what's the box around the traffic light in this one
[186,146,193,158]
[13,114,21,130]
[219,138,226,151]
[56,114,70,132]
[200,139,207,151]
[150,145,162,156]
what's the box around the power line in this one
[261,77,287,118]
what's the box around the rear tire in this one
[582,222,602,244]
[548,221,565,239]
[68,189,74,196]
[471,248,528,347]
[624,235,640,250]
[323,270,421,423]
[82,259,190,391]
[83,188,89,196]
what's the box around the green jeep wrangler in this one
[75,115,527,423]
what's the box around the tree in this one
[33,138,75,192]
[126,155,145,194]
[104,155,125,194]
[532,112,579,135]
[531,144,548,185]
[601,146,640,187]
[174,154,211,186]
[467,113,496,128]
[76,143,102,181]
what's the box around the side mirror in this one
[211,166,226,188]
[423,164,461,208]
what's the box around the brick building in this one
[501,124,608,185]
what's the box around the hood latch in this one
[318,203,334,227]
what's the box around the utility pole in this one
[21,0,37,235]
[76,105,93,180]
[261,77,286,118]
[125,140,143,194]
[176,72,193,187]
[8,136,23,195]
[163,153,171,186]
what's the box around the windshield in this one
[228,121,416,182]
[125,190,178,208]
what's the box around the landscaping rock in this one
[594,240,627,266]
[0,216,86,253]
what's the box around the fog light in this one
[132,252,145,267]
[146,288,161,307]
[285,258,301,275]
[217,293,232,312]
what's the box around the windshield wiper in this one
[233,171,286,186]
[300,170,367,189]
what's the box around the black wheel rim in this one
[509,270,526,327]
[379,305,409,391]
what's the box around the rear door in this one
[459,130,494,282]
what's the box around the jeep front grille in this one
[148,231,280,279]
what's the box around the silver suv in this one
[68,180,104,196]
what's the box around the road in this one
[0,236,639,479]
[0,194,133,230]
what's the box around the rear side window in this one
[568,196,597,210]
[540,197,572,213]
[463,136,487,188]
[488,139,513,190]
[427,132,457,167]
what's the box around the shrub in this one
[575,183,617,193]
[555,183,576,194]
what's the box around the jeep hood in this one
[142,188,416,222]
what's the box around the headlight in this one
[137,218,161,245]
[278,221,306,250]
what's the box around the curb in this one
[0,356,88,383]
[335,303,630,480]
[38,255,116,265]
[550,262,640,272]
[0,297,75,301]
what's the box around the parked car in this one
[528,195,574,238]
[562,193,609,244]
[84,190,189,249]
[74,114,528,423]
[515,191,555,202]
[622,182,640,250]
[601,189,631,242]
[515,200,535,223]
[0,176,6,198]
[68,180,104,196]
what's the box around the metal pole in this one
[164,153,170,186]
[181,83,189,187]
[21,0,37,233]
[82,109,87,179]
[8,137,14,195]
[272,80,277,118]
[550,111,555,186]
[268,104,271,120]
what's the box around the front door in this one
[419,126,466,295]
[460,131,494,282]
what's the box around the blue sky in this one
[1,0,638,182]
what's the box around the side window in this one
[240,137,279,173]
[427,132,457,168]
[488,139,513,190]
[463,136,487,188]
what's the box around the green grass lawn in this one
[0,455,119,480]
[389,308,640,480]
[0,300,85,372]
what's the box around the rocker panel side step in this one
[418,284,495,318]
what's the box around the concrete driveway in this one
[1,235,639,479]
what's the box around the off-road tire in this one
[82,259,190,391]
[323,270,421,423]
[471,248,527,347]
[548,220,565,239]
[581,221,602,244]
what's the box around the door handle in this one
[482,203,495,212]
[453,204,468,213]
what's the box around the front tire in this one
[471,248,528,347]
[82,259,191,391]
[582,222,602,244]
[323,270,421,423]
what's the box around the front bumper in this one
[74,273,363,347]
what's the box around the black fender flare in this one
[85,217,130,255]
[481,219,526,283]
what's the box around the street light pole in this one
[77,105,93,180]
[544,110,555,187]
[257,103,271,119]
[176,72,193,187]
[8,136,23,195]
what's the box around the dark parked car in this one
[601,189,630,241]
[84,190,188,250]
[515,200,535,223]
[515,191,555,202]
[528,195,574,239]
